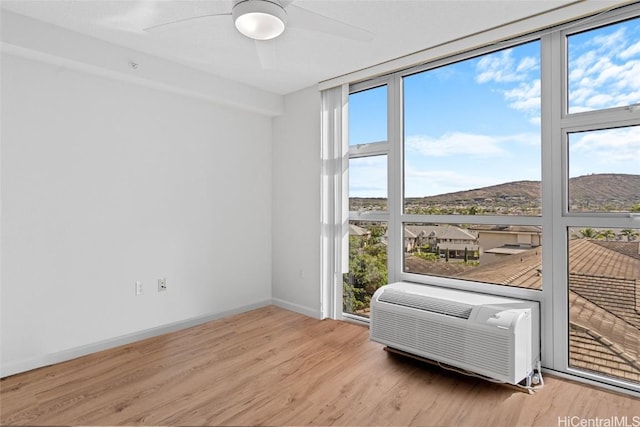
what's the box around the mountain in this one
[350,174,640,214]
[567,173,640,211]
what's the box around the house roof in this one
[349,224,369,237]
[569,238,640,279]
[469,224,543,234]
[484,247,532,255]
[592,240,640,261]
[569,292,640,382]
[456,246,542,289]
[405,225,477,241]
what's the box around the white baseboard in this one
[0,299,271,378]
[271,297,322,319]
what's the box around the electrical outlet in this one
[158,278,167,292]
[135,280,143,296]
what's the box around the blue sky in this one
[349,18,640,199]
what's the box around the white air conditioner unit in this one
[370,282,540,385]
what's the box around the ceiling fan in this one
[143,0,373,68]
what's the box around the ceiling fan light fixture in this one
[233,0,287,41]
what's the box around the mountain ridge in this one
[350,173,640,214]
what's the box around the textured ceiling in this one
[0,1,627,95]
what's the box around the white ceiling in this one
[0,0,628,95]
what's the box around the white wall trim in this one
[0,10,283,117]
[0,299,272,378]
[271,297,322,320]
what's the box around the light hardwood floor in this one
[1,306,638,426]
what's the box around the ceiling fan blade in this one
[287,4,374,42]
[255,39,277,70]
[143,13,231,32]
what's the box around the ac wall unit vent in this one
[370,282,540,386]
[378,289,473,319]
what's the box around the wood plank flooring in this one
[1,305,638,426]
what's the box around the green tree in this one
[343,232,388,314]
[580,228,598,239]
[414,252,438,261]
[467,205,481,215]
[631,203,640,212]
[621,229,639,241]
[598,229,615,241]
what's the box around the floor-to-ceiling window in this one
[562,17,640,387]
[340,5,640,393]
[344,84,389,318]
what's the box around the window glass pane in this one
[568,227,640,385]
[404,41,541,216]
[568,126,640,213]
[349,155,387,212]
[568,17,640,114]
[343,221,388,318]
[404,223,542,290]
[349,86,387,145]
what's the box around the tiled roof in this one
[349,224,369,237]
[570,274,640,329]
[569,292,640,382]
[405,225,477,241]
[569,238,640,279]
[456,246,542,289]
[469,224,543,233]
[570,326,640,382]
[592,240,640,261]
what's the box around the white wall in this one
[1,54,273,375]
[271,87,322,318]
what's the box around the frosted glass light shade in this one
[233,0,286,40]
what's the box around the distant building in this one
[349,223,369,238]
[404,225,479,260]
[469,224,542,265]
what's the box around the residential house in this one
[404,225,479,260]
[469,225,542,265]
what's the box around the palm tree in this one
[580,228,598,239]
[621,229,639,241]
[598,229,615,241]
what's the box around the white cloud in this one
[475,49,538,84]
[568,23,640,112]
[586,93,615,108]
[407,133,496,158]
[620,40,640,59]
[516,56,537,73]
[593,27,627,51]
[570,126,640,166]
[504,79,540,113]
[349,156,387,198]
[406,132,539,159]
[475,46,540,119]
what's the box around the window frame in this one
[396,34,546,300]
[555,12,640,390]
[336,3,640,395]
[344,79,393,323]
